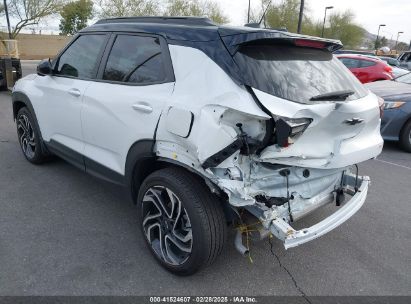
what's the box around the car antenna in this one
[259,0,272,28]
[244,0,272,28]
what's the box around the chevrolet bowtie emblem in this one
[344,118,364,125]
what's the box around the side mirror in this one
[37,59,52,76]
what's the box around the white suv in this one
[12,17,384,275]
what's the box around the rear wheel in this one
[138,167,227,276]
[399,120,411,152]
[16,107,49,163]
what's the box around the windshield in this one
[395,72,411,84]
[234,44,368,104]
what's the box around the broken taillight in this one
[276,117,312,147]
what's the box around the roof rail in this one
[95,16,216,27]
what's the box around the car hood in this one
[365,80,411,99]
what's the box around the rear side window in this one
[234,44,367,104]
[360,60,376,67]
[103,35,168,84]
[339,58,361,68]
[56,34,107,79]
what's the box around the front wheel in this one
[138,167,227,276]
[16,107,49,163]
[399,120,411,152]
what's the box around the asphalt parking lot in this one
[0,62,410,296]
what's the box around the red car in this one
[337,54,393,83]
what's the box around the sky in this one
[218,0,411,44]
[1,0,410,45]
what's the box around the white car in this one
[12,17,384,275]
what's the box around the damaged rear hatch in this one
[221,29,384,168]
[214,28,384,248]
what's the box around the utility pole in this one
[297,0,304,33]
[3,0,12,39]
[321,6,334,38]
[375,24,386,50]
[248,0,251,23]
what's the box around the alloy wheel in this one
[142,186,193,266]
[17,114,36,159]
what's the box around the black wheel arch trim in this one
[12,91,49,154]
[125,140,225,204]
[125,139,157,202]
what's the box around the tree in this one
[396,42,410,52]
[249,0,309,32]
[6,0,65,38]
[265,0,302,32]
[96,0,228,24]
[325,11,365,49]
[59,0,93,35]
[375,36,388,49]
[165,0,228,24]
[249,1,365,49]
[97,0,160,18]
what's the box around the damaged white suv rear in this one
[12,17,384,275]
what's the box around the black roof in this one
[82,16,343,52]
[80,16,343,86]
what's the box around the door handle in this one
[68,88,81,97]
[132,103,153,113]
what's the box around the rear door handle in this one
[132,103,153,113]
[68,88,81,97]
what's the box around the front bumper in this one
[265,174,369,249]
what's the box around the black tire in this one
[16,107,49,164]
[399,120,411,152]
[137,167,227,276]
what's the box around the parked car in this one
[376,56,409,78]
[337,54,393,83]
[12,17,384,275]
[366,72,411,152]
[379,56,401,67]
[352,54,408,78]
[333,49,375,56]
[397,51,411,70]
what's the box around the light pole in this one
[395,31,404,51]
[375,24,386,50]
[321,6,333,38]
[297,0,304,34]
[247,0,251,23]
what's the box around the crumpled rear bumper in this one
[269,174,370,249]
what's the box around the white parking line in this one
[374,158,411,170]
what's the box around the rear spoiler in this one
[218,29,343,55]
